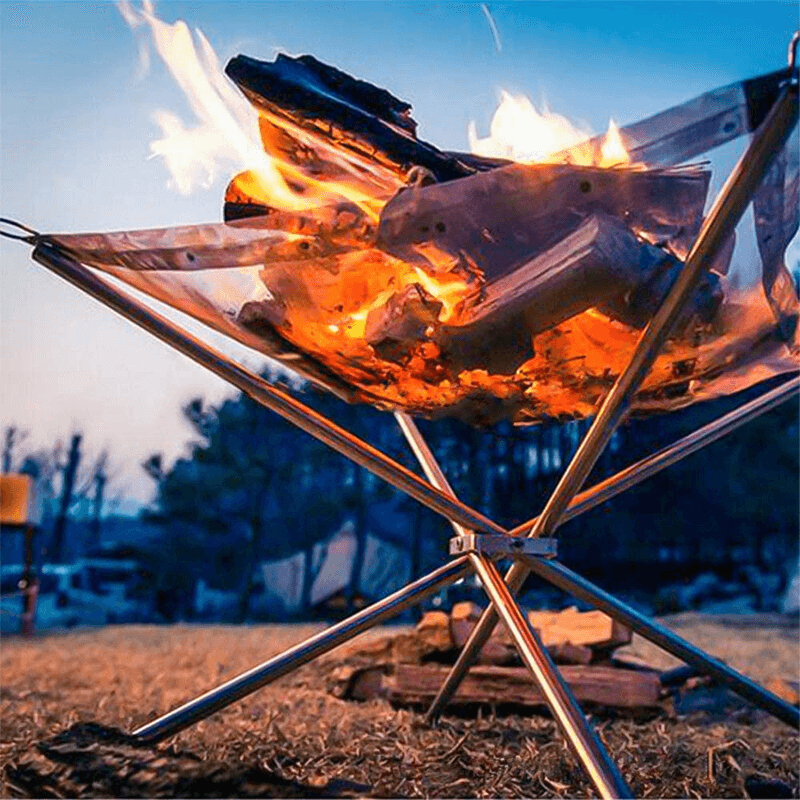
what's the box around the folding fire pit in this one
[3,32,799,799]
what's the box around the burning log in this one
[224,196,379,261]
[364,284,443,362]
[367,213,723,374]
[377,161,711,270]
[223,52,494,198]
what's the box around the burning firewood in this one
[366,213,722,374]
[223,53,496,194]
[376,161,711,269]
[43,51,799,426]
[364,283,443,362]
[217,52,738,397]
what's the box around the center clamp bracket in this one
[449,532,558,559]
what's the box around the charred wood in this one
[367,213,721,375]
[225,53,478,184]
[435,214,651,373]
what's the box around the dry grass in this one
[1,616,798,798]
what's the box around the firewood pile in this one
[330,603,676,715]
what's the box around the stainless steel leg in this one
[471,552,632,800]
[509,376,800,537]
[426,81,799,721]
[395,412,631,798]
[528,79,799,542]
[133,556,470,743]
[521,556,800,729]
[426,379,800,722]
[427,579,514,722]
[32,241,504,541]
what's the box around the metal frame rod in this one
[395,412,460,502]
[130,391,800,753]
[405,379,800,733]
[30,242,799,555]
[426,80,799,721]
[472,553,632,799]
[133,555,471,743]
[521,556,800,729]
[509,375,800,537]
[396,412,631,798]
[529,79,799,542]
[427,379,800,724]
[31,241,504,540]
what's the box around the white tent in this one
[260,510,412,616]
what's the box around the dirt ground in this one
[1,615,798,798]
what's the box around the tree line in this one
[2,427,112,563]
[4,364,796,622]
[138,368,799,620]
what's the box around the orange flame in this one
[599,119,629,167]
[118,1,399,218]
[469,90,632,168]
[468,91,594,163]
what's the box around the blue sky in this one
[1,1,797,508]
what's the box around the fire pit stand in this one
[4,36,799,800]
